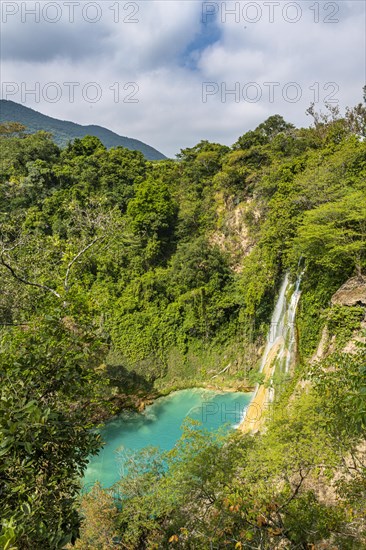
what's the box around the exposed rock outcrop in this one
[343,319,366,354]
[331,276,366,307]
[210,195,255,272]
[311,325,331,362]
[312,276,366,361]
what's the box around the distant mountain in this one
[0,100,166,161]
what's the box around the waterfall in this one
[239,271,303,431]
[284,273,303,373]
[258,274,289,374]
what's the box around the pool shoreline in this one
[99,379,255,425]
[83,387,254,489]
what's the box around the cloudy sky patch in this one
[1,0,364,156]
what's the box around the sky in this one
[1,0,365,157]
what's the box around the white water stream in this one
[239,271,303,426]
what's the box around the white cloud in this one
[1,0,364,157]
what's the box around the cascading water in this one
[258,274,290,374]
[284,272,304,373]
[239,271,303,431]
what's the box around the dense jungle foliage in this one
[0,98,365,548]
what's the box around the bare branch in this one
[211,363,231,379]
[64,235,105,291]
[276,467,308,514]
[0,253,62,299]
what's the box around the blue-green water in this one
[83,388,252,488]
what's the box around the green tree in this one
[0,318,107,549]
[294,190,366,276]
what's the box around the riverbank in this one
[99,338,259,423]
[157,378,254,397]
[91,376,255,424]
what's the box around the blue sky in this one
[1,1,365,156]
[181,15,222,69]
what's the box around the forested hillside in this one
[0,100,365,549]
[0,101,166,161]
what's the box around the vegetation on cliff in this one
[0,98,365,548]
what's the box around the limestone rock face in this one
[331,276,366,307]
[311,276,366,361]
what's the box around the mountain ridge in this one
[0,100,166,161]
